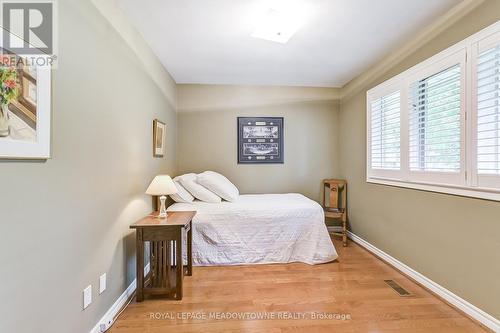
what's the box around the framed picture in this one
[153,119,166,157]
[238,117,284,164]
[0,51,52,159]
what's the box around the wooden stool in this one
[322,179,348,247]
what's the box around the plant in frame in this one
[0,66,19,106]
[0,65,20,137]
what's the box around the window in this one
[409,65,461,173]
[367,20,500,201]
[477,44,500,175]
[370,91,400,170]
[474,30,500,191]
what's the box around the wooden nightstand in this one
[130,210,196,301]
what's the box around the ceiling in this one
[118,0,461,88]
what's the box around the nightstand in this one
[130,210,196,301]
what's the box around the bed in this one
[167,193,338,266]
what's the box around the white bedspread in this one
[167,193,338,266]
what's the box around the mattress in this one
[167,193,338,266]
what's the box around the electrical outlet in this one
[83,285,92,309]
[99,273,106,294]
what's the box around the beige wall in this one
[177,84,340,201]
[0,1,177,332]
[1,1,498,332]
[339,0,500,319]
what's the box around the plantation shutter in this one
[370,91,401,170]
[409,64,462,172]
[477,44,500,175]
[366,23,500,200]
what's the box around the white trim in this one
[367,177,500,201]
[89,263,150,333]
[347,231,500,333]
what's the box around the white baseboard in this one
[89,263,150,333]
[347,231,500,333]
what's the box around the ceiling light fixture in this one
[251,5,305,44]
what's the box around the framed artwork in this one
[0,51,52,159]
[153,119,166,157]
[238,117,284,164]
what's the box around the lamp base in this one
[158,195,167,219]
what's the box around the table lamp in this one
[146,175,178,219]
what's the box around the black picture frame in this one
[238,117,284,164]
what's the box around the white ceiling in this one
[118,0,461,88]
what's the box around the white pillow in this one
[169,179,195,203]
[178,173,222,203]
[196,171,239,202]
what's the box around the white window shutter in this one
[409,64,462,173]
[477,44,500,175]
[370,91,401,170]
[366,21,500,201]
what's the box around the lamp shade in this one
[146,175,178,196]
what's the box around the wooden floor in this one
[110,238,488,333]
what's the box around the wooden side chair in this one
[322,179,348,247]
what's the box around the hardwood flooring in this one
[109,238,489,333]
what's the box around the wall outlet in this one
[83,285,92,309]
[99,273,106,294]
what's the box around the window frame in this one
[404,48,467,187]
[471,29,500,190]
[366,79,403,181]
[366,20,500,202]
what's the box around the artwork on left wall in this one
[153,119,166,157]
[238,117,284,164]
[0,51,52,159]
